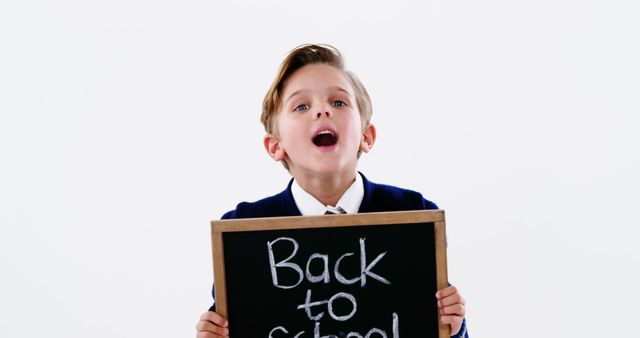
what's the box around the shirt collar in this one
[291,173,364,216]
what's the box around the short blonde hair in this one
[261,44,373,135]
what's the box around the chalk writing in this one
[266,237,399,337]
[267,237,391,289]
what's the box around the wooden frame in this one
[211,209,449,338]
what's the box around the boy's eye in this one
[332,100,346,107]
[294,104,310,112]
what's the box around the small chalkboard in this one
[211,210,449,338]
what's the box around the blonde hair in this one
[261,44,373,135]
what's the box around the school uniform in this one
[209,172,468,337]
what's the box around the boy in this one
[196,44,468,337]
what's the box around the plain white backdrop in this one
[1,0,639,337]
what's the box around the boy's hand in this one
[196,311,229,338]
[436,286,466,336]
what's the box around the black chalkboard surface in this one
[211,210,449,338]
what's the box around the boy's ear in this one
[359,123,377,153]
[264,134,286,161]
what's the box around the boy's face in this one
[264,64,375,179]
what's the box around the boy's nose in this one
[316,110,332,119]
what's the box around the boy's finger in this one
[435,286,458,299]
[200,311,228,327]
[196,320,229,336]
[440,315,463,335]
[440,303,465,316]
[437,293,465,307]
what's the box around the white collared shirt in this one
[291,173,364,215]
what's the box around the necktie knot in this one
[325,206,346,215]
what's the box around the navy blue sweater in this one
[220,172,438,219]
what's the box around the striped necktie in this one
[325,206,346,215]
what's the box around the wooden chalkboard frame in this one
[211,209,449,338]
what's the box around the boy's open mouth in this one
[312,129,338,147]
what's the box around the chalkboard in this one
[211,210,449,338]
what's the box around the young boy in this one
[196,44,468,338]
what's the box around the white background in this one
[1,1,639,337]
